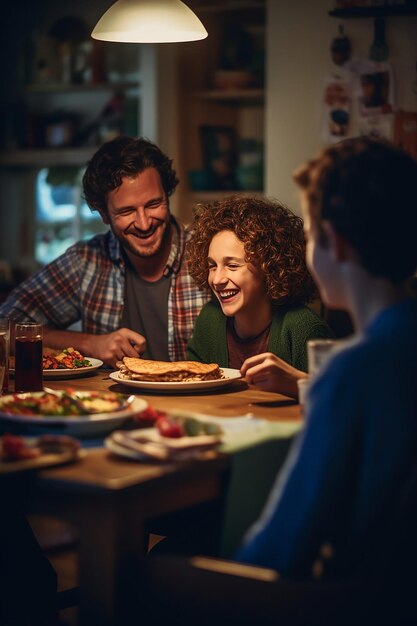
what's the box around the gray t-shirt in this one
[122,260,171,361]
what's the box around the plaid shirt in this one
[0,217,210,361]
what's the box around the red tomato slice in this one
[2,434,40,459]
[136,406,167,424]
[156,416,184,438]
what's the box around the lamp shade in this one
[91,0,208,43]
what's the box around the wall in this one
[153,45,181,216]
[265,0,417,214]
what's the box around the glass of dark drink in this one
[0,317,10,395]
[14,322,43,392]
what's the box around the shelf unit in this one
[24,81,138,94]
[0,79,140,168]
[328,1,417,43]
[0,10,143,167]
[175,0,266,219]
[192,88,264,103]
[0,147,96,167]
[191,1,265,13]
[329,3,417,18]
[0,29,142,272]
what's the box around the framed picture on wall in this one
[199,125,238,190]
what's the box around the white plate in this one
[0,391,148,437]
[10,357,104,379]
[0,436,83,475]
[108,367,242,392]
[105,427,221,462]
[42,357,104,379]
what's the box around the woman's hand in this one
[240,352,308,399]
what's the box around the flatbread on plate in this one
[117,357,223,382]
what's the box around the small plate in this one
[105,427,221,462]
[0,391,148,437]
[0,439,83,475]
[9,357,104,379]
[108,367,242,393]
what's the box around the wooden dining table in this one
[4,368,302,626]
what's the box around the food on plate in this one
[136,406,224,438]
[117,357,224,382]
[42,347,92,370]
[156,415,185,438]
[135,405,168,424]
[109,424,222,461]
[156,413,223,438]
[0,389,129,416]
[1,433,39,459]
[1,432,80,461]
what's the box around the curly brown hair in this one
[186,195,317,306]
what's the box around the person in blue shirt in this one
[236,136,417,581]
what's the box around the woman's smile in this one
[215,288,240,303]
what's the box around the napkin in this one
[105,427,222,462]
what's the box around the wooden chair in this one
[137,543,416,626]
[133,464,417,626]
[137,555,389,626]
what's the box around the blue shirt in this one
[236,299,417,579]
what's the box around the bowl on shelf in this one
[212,70,255,91]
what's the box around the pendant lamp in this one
[91,0,208,43]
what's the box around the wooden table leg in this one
[76,492,146,626]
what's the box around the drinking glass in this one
[14,322,43,392]
[0,318,10,395]
[297,378,310,415]
[307,339,337,377]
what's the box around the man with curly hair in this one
[186,196,333,384]
[0,136,210,365]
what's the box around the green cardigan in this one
[186,300,333,372]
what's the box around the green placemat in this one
[220,420,301,454]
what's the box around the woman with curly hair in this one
[186,196,332,392]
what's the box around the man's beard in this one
[117,220,169,259]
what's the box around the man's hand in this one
[85,328,146,367]
[42,327,146,368]
[240,352,307,399]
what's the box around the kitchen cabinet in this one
[329,2,417,19]
[0,34,142,269]
[174,0,266,218]
[0,61,140,167]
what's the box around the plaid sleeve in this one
[0,236,124,333]
[0,248,84,327]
